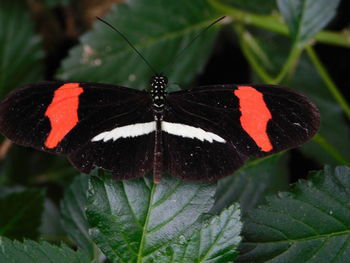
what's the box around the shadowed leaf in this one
[61,175,97,258]
[58,0,221,90]
[238,166,350,263]
[0,237,89,263]
[0,189,44,240]
[213,154,289,215]
[156,203,242,263]
[277,0,341,45]
[0,0,43,97]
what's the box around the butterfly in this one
[0,76,320,183]
[0,17,320,183]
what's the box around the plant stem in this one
[234,25,302,84]
[306,46,350,120]
[272,43,302,84]
[210,0,350,48]
[313,134,350,165]
[235,25,273,83]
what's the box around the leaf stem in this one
[137,182,156,263]
[209,0,350,48]
[273,43,302,84]
[306,46,350,120]
[312,135,350,165]
[235,25,273,82]
[234,24,302,84]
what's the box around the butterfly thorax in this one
[150,75,167,121]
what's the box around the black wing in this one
[163,84,320,180]
[0,82,154,179]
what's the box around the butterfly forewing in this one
[250,85,320,154]
[0,82,61,150]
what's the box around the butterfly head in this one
[150,74,168,87]
[150,74,167,100]
[150,74,167,118]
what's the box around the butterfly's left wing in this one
[0,81,155,179]
[163,84,320,180]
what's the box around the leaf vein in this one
[121,183,143,228]
[147,186,204,233]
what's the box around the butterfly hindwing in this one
[162,125,247,180]
[0,82,155,179]
[163,84,319,180]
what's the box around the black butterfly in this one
[0,17,320,183]
[0,76,319,183]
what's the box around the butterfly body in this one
[0,76,320,183]
[150,75,168,182]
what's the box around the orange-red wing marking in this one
[45,83,84,148]
[234,85,273,152]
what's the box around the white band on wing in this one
[162,121,226,143]
[91,121,156,142]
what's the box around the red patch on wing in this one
[45,83,84,149]
[234,85,273,152]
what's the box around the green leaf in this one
[213,154,289,215]
[40,199,66,240]
[0,0,44,97]
[156,203,242,263]
[0,189,44,240]
[238,166,350,263]
[277,0,341,45]
[58,0,221,90]
[1,145,77,186]
[86,174,216,263]
[0,237,89,263]
[61,175,97,259]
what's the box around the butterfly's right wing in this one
[163,84,320,181]
[0,82,155,179]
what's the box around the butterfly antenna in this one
[162,16,226,75]
[97,17,158,75]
